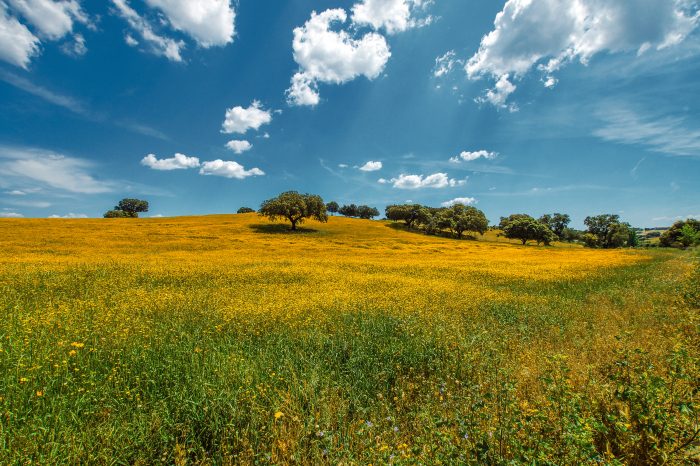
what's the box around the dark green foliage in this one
[103,210,128,218]
[584,215,633,248]
[339,204,359,217]
[385,204,429,228]
[502,216,545,245]
[326,201,339,215]
[437,204,489,239]
[660,219,700,248]
[539,213,571,239]
[357,205,380,219]
[103,198,149,218]
[259,191,328,230]
[236,207,255,214]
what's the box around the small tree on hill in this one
[237,207,255,214]
[502,216,542,245]
[584,214,633,248]
[339,204,359,217]
[440,204,488,239]
[357,205,380,219]
[259,191,327,231]
[326,201,339,216]
[385,204,428,229]
[104,198,148,218]
[539,213,571,239]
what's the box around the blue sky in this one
[0,0,699,227]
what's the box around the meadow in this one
[0,214,698,464]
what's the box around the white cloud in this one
[359,160,382,171]
[467,0,699,107]
[144,0,235,47]
[389,173,465,189]
[338,163,349,168]
[475,74,517,111]
[111,0,185,62]
[286,9,391,106]
[433,50,461,77]
[0,6,40,68]
[61,33,86,56]
[199,160,264,179]
[125,34,138,46]
[7,0,89,40]
[221,101,272,134]
[0,146,114,194]
[5,189,27,195]
[449,150,499,163]
[48,212,88,218]
[441,197,477,207]
[594,107,700,157]
[351,0,432,35]
[225,140,252,154]
[377,177,388,184]
[141,153,200,170]
[0,212,24,218]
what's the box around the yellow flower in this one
[68,350,77,356]
[274,411,284,420]
[70,342,85,348]
[19,377,29,384]
[36,390,44,397]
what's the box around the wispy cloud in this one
[594,107,700,157]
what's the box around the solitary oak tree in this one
[104,198,149,218]
[259,191,328,230]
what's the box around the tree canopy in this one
[259,191,328,230]
[583,214,633,248]
[237,207,255,214]
[104,198,149,218]
[660,219,700,248]
[438,204,488,239]
[326,201,339,215]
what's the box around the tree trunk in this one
[290,220,297,230]
[521,238,527,245]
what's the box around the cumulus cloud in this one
[0,212,24,218]
[449,150,498,163]
[141,153,200,170]
[359,160,382,171]
[467,0,699,107]
[0,6,40,68]
[0,146,115,194]
[286,9,391,106]
[441,197,477,207]
[199,160,264,179]
[7,0,89,40]
[144,0,235,47]
[48,212,88,218]
[111,0,185,62]
[221,101,272,134]
[0,0,91,68]
[225,140,252,154]
[388,173,465,189]
[351,0,432,35]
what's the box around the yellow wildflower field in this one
[0,214,697,464]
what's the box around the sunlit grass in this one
[0,214,697,463]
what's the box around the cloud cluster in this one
[0,0,90,68]
[450,150,498,163]
[0,212,24,218]
[351,0,431,35]
[359,160,382,171]
[381,173,465,189]
[441,197,477,207]
[466,0,699,107]
[225,140,252,154]
[199,160,264,179]
[221,101,273,134]
[286,9,391,106]
[141,153,200,170]
[112,0,235,62]
[48,212,88,218]
[141,152,263,179]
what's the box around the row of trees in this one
[385,203,489,239]
[327,202,380,219]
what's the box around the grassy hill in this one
[0,215,697,463]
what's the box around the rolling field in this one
[1,215,698,464]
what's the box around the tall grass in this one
[0,216,697,463]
